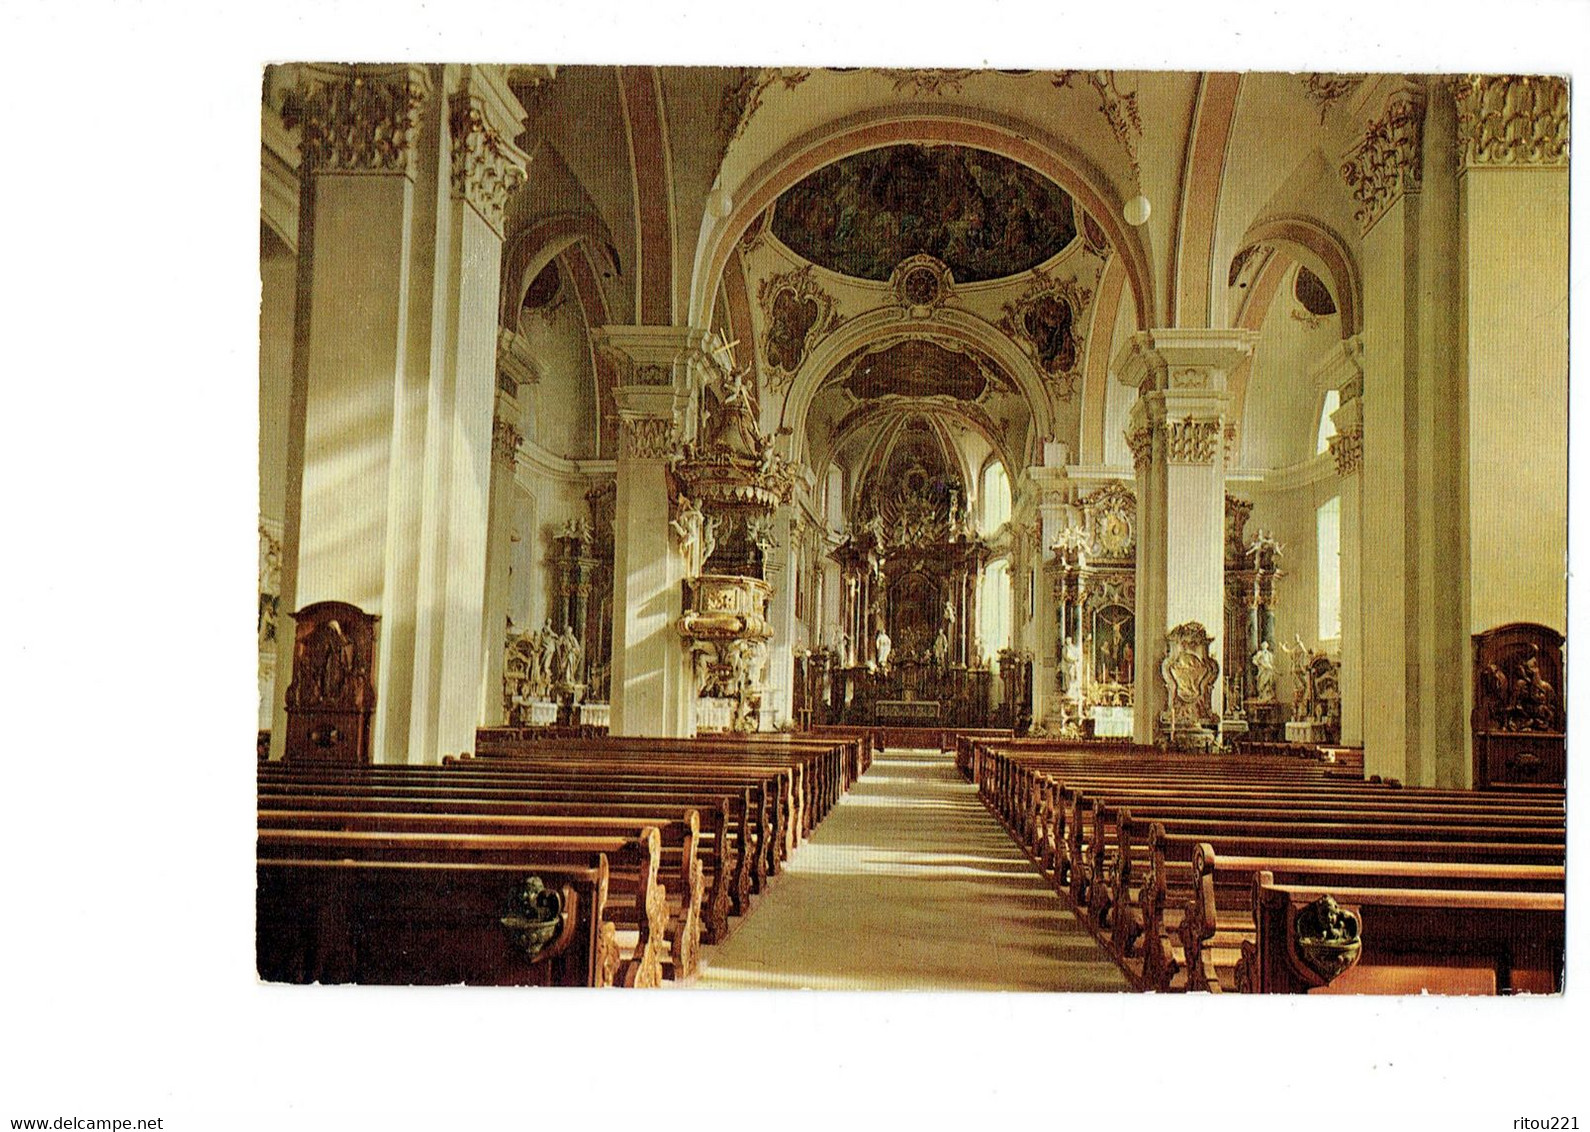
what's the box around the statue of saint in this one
[1062,636,1083,700]
[874,628,892,671]
[557,626,583,686]
[1252,640,1277,700]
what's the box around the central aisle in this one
[696,747,1130,991]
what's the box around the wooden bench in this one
[259,808,705,979]
[1246,875,1564,994]
[258,826,670,987]
[258,858,615,986]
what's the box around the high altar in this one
[825,457,995,727]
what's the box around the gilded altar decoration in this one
[757,264,843,393]
[1160,621,1220,745]
[999,272,1092,399]
[286,67,431,176]
[1454,75,1569,168]
[1340,85,1426,234]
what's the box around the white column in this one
[1028,469,1068,726]
[273,64,528,763]
[596,327,708,737]
[1454,75,1569,786]
[1116,329,1256,745]
[477,407,523,726]
[1322,340,1365,747]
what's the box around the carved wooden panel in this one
[1472,622,1565,788]
[284,601,379,763]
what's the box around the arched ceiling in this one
[771,143,1079,283]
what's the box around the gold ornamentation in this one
[492,417,523,463]
[1340,86,1426,234]
[449,94,527,235]
[1125,424,1154,472]
[1454,75,1569,168]
[1054,71,1143,176]
[287,69,429,176]
[1328,424,1363,477]
[757,264,843,393]
[1301,74,1364,124]
[620,416,676,461]
[1163,418,1222,464]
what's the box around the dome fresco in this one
[771,144,1078,283]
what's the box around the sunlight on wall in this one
[1317,494,1341,643]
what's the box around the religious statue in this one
[1062,636,1083,701]
[301,619,353,706]
[942,598,957,626]
[838,631,852,668]
[537,619,558,695]
[671,494,704,573]
[931,627,949,667]
[701,513,721,566]
[874,628,892,671]
[1252,639,1278,700]
[1280,634,1315,721]
[556,626,583,687]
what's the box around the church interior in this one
[255,64,1568,998]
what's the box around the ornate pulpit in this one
[1472,622,1565,788]
[284,601,379,763]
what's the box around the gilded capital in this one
[287,66,432,177]
[1340,86,1426,235]
[450,91,530,235]
[1163,418,1223,465]
[1454,75,1569,168]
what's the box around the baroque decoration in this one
[1160,621,1221,741]
[448,93,528,234]
[1300,73,1364,123]
[1053,71,1144,176]
[1453,75,1570,168]
[1163,418,1222,464]
[1340,86,1426,235]
[998,271,1091,398]
[757,264,843,393]
[620,415,677,461]
[890,254,954,316]
[286,69,430,176]
[771,144,1077,283]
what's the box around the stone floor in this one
[695,747,1130,992]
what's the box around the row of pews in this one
[963,736,1565,994]
[258,731,869,987]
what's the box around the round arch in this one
[1235,215,1362,338]
[499,213,617,329]
[687,109,1158,333]
[778,306,1056,470]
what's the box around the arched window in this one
[1317,495,1341,642]
[1316,389,1341,455]
[981,460,1011,532]
[979,558,1012,662]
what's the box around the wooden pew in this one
[258,826,669,987]
[259,808,704,979]
[1245,874,1564,994]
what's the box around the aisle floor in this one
[695,747,1131,991]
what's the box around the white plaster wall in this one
[519,297,598,459]
[259,230,296,523]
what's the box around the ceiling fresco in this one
[771,144,1078,283]
[833,339,1007,402]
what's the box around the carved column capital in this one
[1328,425,1363,478]
[593,325,717,390]
[287,65,433,178]
[1340,84,1426,235]
[1125,422,1155,474]
[451,91,531,238]
[1162,418,1223,465]
[1454,75,1569,169]
[492,416,523,464]
[618,414,678,461]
